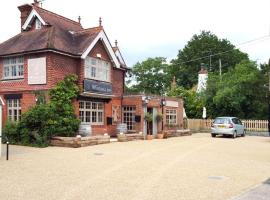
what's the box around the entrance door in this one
[147,108,153,135]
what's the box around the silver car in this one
[211,117,246,138]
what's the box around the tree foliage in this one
[127,57,169,95]
[167,86,204,118]
[169,31,248,88]
[3,74,80,147]
[205,60,267,119]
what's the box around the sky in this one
[0,0,269,67]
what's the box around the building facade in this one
[0,1,183,136]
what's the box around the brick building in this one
[0,1,183,137]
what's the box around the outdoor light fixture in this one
[142,96,151,106]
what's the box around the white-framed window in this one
[7,99,21,121]
[122,106,136,131]
[35,19,42,29]
[79,101,104,125]
[85,57,111,82]
[166,109,177,125]
[3,57,24,80]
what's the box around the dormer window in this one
[35,19,42,29]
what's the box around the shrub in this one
[2,121,19,144]
[7,74,81,147]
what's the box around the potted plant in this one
[144,112,153,140]
[155,113,164,139]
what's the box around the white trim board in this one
[0,97,4,106]
[81,31,121,68]
[22,9,46,30]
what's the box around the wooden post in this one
[0,103,2,158]
[0,97,5,158]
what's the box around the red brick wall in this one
[122,96,144,133]
[0,52,80,93]
[89,40,111,61]
[122,96,184,134]
[112,68,124,96]
[46,52,80,87]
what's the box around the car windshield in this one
[214,118,231,124]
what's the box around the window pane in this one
[12,66,17,76]
[18,65,24,76]
[92,111,97,122]
[4,67,9,77]
[92,102,97,109]
[91,67,96,77]
[85,102,91,109]
[79,102,84,109]
[79,111,84,122]
[85,111,91,122]
[98,112,103,122]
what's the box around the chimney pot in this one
[99,17,102,27]
[33,0,40,7]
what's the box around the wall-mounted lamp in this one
[96,53,102,58]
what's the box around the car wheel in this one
[232,131,237,139]
[241,130,246,137]
[211,134,216,137]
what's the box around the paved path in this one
[232,179,270,200]
[0,134,270,200]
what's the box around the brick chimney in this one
[18,4,32,31]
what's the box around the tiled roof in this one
[0,5,101,57]
[34,6,83,31]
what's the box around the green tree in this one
[167,86,204,118]
[169,31,248,89]
[127,57,169,95]
[205,60,267,119]
[7,74,81,147]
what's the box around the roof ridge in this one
[74,27,102,35]
[34,5,82,27]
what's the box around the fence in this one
[187,119,269,132]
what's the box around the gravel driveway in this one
[0,133,270,200]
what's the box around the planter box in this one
[117,133,144,142]
[50,135,110,148]
[166,129,191,138]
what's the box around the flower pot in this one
[117,133,127,142]
[157,133,164,139]
[146,134,153,140]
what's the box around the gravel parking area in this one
[0,133,270,200]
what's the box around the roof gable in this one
[81,30,121,68]
[22,9,46,30]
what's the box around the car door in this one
[237,118,244,134]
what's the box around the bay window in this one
[85,57,111,82]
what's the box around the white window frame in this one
[85,57,111,82]
[79,101,104,125]
[7,99,21,122]
[122,106,136,131]
[3,57,24,80]
[166,109,177,125]
[35,18,42,29]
